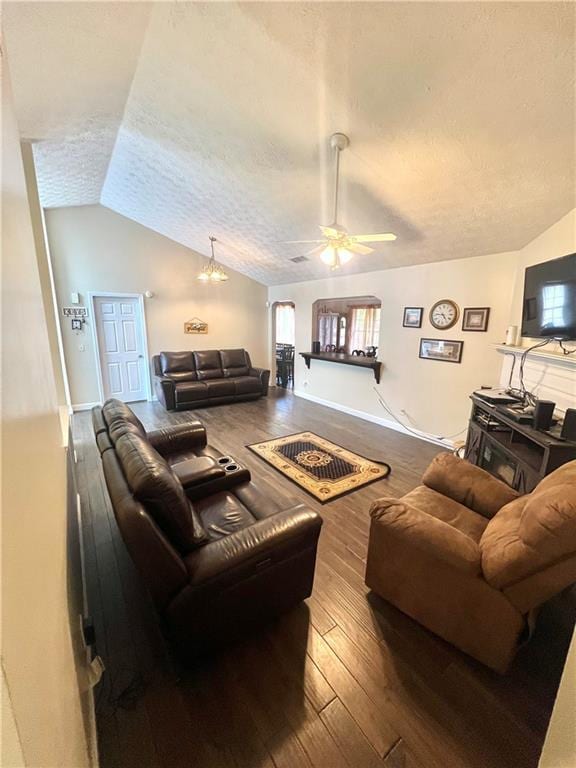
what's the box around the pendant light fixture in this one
[197,236,229,283]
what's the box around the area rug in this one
[247,431,391,503]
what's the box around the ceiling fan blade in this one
[347,242,373,255]
[350,233,397,243]
[319,224,347,239]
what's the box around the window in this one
[275,303,295,345]
[349,306,381,351]
[312,296,381,354]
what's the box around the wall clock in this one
[429,299,459,330]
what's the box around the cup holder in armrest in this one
[225,464,239,472]
[217,456,231,465]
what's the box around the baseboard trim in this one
[72,402,100,412]
[293,389,453,449]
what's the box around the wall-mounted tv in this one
[521,253,576,340]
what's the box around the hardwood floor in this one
[72,390,575,768]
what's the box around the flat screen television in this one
[521,253,576,340]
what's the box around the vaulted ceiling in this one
[4,2,575,285]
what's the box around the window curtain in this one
[276,304,295,345]
[349,306,381,351]
[318,313,339,348]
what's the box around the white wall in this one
[1,54,90,767]
[45,205,269,407]
[269,209,576,442]
[269,251,519,442]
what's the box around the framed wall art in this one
[403,307,423,328]
[419,338,463,364]
[462,307,490,332]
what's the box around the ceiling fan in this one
[283,133,397,269]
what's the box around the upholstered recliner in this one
[365,453,576,673]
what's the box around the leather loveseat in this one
[92,399,322,656]
[152,349,270,411]
[365,453,576,673]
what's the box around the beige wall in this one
[45,204,269,407]
[269,250,519,442]
[268,209,576,443]
[1,55,89,767]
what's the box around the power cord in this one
[373,387,468,445]
[559,340,576,355]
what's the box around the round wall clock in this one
[430,299,459,330]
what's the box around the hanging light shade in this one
[319,244,354,270]
[197,236,229,283]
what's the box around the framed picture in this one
[403,307,423,328]
[462,307,490,332]
[419,338,463,364]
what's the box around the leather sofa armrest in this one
[422,453,519,519]
[148,420,208,456]
[249,367,270,395]
[369,497,481,575]
[185,505,322,587]
[154,376,176,411]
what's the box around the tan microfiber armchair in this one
[365,454,576,673]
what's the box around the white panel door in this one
[94,296,148,402]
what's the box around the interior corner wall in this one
[44,204,269,408]
[1,53,90,768]
[21,141,70,410]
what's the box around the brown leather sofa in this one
[365,453,576,673]
[152,349,270,411]
[92,399,322,656]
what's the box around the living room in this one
[2,3,575,768]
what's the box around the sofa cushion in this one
[194,350,224,380]
[194,491,256,541]
[481,461,576,589]
[220,349,250,378]
[402,486,489,542]
[103,398,146,436]
[204,379,236,397]
[229,376,262,396]
[175,381,209,403]
[115,431,208,552]
[160,351,197,382]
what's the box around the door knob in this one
[138,354,144,359]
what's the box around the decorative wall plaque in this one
[184,317,208,334]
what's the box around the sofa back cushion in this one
[115,431,208,553]
[160,351,197,382]
[480,460,576,591]
[103,399,146,437]
[220,349,250,378]
[194,350,223,380]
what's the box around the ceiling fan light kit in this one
[197,236,229,283]
[293,132,397,270]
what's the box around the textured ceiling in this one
[4,2,575,285]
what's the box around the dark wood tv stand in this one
[464,395,576,493]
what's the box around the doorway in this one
[90,292,151,403]
[273,302,295,389]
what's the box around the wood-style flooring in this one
[72,390,575,768]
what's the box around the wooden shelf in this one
[299,352,382,384]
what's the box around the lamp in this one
[197,236,229,283]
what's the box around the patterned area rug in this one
[247,431,391,503]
